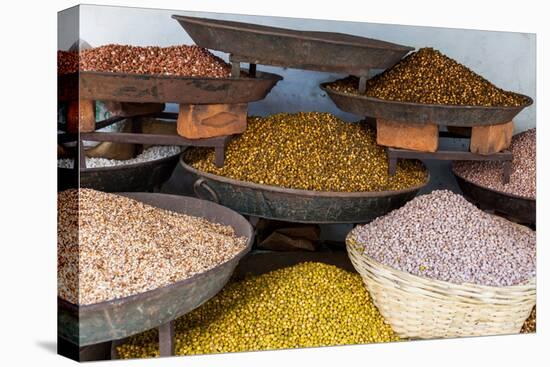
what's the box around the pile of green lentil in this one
[184,112,427,192]
[117,262,398,358]
[326,47,529,107]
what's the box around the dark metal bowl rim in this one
[58,151,182,173]
[321,83,534,112]
[79,69,283,82]
[58,193,254,312]
[180,154,430,198]
[451,164,535,202]
[172,15,414,52]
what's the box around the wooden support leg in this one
[470,121,514,155]
[67,99,95,133]
[377,119,439,152]
[158,321,175,357]
[177,103,248,139]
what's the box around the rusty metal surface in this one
[172,15,413,75]
[57,153,180,192]
[180,155,429,224]
[57,193,254,347]
[452,167,535,225]
[321,83,533,127]
[75,70,281,103]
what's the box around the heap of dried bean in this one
[58,50,79,75]
[79,44,231,78]
[349,190,536,287]
[57,189,247,305]
[326,47,529,107]
[453,128,535,199]
[184,112,427,192]
[116,262,398,358]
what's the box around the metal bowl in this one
[58,192,254,346]
[173,15,413,75]
[180,154,429,224]
[57,153,180,192]
[321,82,533,127]
[76,70,282,104]
[452,166,535,225]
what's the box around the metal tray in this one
[180,155,429,224]
[59,70,281,103]
[452,167,535,225]
[58,193,254,346]
[57,152,180,192]
[321,82,533,127]
[172,15,413,75]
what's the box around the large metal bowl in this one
[452,165,535,225]
[321,82,533,127]
[62,70,282,104]
[57,153,180,192]
[58,192,254,346]
[180,155,429,224]
[173,15,413,76]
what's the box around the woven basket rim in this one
[346,231,536,292]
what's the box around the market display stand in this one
[321,82,532,181]
[173,14,425,225]
[57,66,281,191]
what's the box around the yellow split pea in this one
[117,262,398,358]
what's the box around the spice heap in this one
[521,307,536,333]
[184,112,427,192]
[57,145,181,169]
[326,48,529,107]
[79,44,231,78]
[349,190,535,287]
[58,189,248,305]
[58,50,79,75]
[453,128,535,199]
[117,262,398,358]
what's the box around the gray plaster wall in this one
[59,5,536,239]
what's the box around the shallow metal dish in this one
[173,15,413,75]
[59,70,282,104]
[57,153,180,192]
[58,192,254,346]
[452,165,535,225]
[321,82,533,127]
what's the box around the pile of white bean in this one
[57,145,181,169]
[350,190,535,287]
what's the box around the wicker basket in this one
[346,233,536,339]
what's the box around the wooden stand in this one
[377,119,514,155]
[470,121,514,155]
[67,99,95,133]
[177,103,247,139]
[377,119,439,152]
